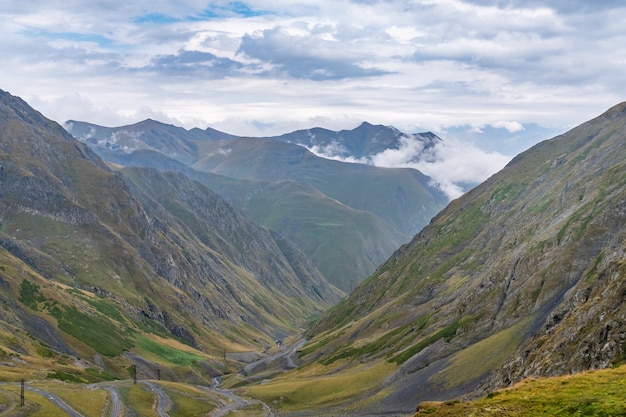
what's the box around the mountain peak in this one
[356,121,375,128]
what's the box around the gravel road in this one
[143,381,171,417]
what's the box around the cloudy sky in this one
[2,0,625,197]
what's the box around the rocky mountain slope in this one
[0,88,341,381]
[286,102,626,415]
[65,119,448,290]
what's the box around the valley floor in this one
[0,377,277,416]
[4,341,626,416]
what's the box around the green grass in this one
[119,383,156,416]
[415,365,626,416]
[317,316,430,366]
[31,382,108,417]
[432,319,531,389]
[84,296,128,324]
[160,383,217,417]
[241,361,394,413]
[299,331,345,356]
[46,369,90,383]
[19,279,45,310]
[18,279,135,357]
[135,335,206,367]
[56,305,135,357]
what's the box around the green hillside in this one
[0,88,340,386]
[413,365,626,416]
[240,102,626,415]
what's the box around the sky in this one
[2,0,626,198]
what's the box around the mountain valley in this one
[65,119,449,291]
[0,88,340,388]
[1,88,626,416]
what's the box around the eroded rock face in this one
[492,254,626,389]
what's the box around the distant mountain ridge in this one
[65,119,440,162]
[65,118,448,290]
[64,118,236,165]
[269,121,441,160]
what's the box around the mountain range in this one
[1,88,626,416]
[65,118,448,291]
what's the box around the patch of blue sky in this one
[21,28,116,48]
[192,1,269,20]
[133,2,269,25]
[229,1,266,17]
[251,120,276,132]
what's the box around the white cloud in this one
[306,135,510,200]
[491,121,524,133]
[0,0,625,165]
[402,138,511,199]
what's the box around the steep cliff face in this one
[0,89,341,371]
[304,102,626,413]
[120,166,340,305]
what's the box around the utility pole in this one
[157,368,161,380]
[20,379,25,406]
[133,365,137,384]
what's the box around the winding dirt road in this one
[0,338,309,416]
[206,377,274,417]
[0,383,85,417]
[101,384,122,417]
[143,381,171,417]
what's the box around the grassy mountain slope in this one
[0,88,340,383]
[241,179,403,291]
[193,137,447,243]
[80,148,402,291]
[193,138,448,289]
[241,102,626,415]
[413,364,626,416]
[119,166,341,303]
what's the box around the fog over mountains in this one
[306,101,626,414]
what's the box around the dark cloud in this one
[145,49,245,77]
[238,27,390,80]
